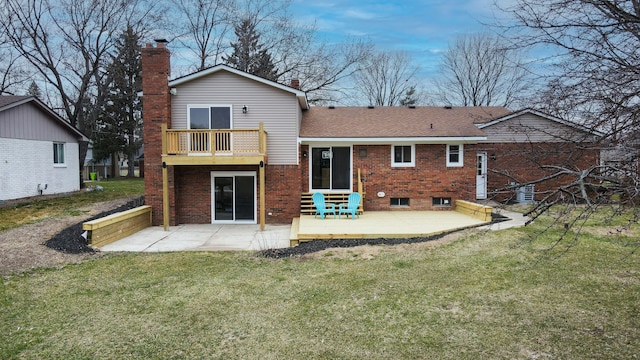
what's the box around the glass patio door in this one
[211,172,256,223]
[310,146,351,191]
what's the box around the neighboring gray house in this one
[0,96,89,201]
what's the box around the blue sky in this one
[290,0,504,78]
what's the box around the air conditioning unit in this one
[516,184,535,203]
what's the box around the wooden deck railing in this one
[162,123,267,156]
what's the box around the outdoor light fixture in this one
[242,105,248,114]
[302,150,308,158]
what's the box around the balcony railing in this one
[162,123,267,157]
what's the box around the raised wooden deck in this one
[290,207,492,246]
[161,123,267,166]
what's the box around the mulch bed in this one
[260,212,510,258]
[44,196,145,254]
[44,200,509,257]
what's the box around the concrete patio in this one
[99,208,528,252]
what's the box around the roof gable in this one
[168,64,309,109]
[0,96,89,141]
[477,108,603,137]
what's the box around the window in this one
[53,143,65,165]
[446,144,463,167]
[432,197,451,206]
[390,197,410,206]
[187,105,232,152]
[188,105,231,129]
[391,145,415,167]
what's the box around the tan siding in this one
[480,113,589,143]
[170,71,299,165]
[0,103,78,142]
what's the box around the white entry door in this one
[476,153,487,200]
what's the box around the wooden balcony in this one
[161,123,267,166]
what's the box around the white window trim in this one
[210,171,257,225]
[391,144,415,167]
[187,104,233,129]
[53,142,66,167]
[446,144,464,167]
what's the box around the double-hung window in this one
[446,144,463,167]
[392,145,415,167]
[53,143,65,166]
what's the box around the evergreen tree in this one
[223,18,278,81]
[400,86,418,106]
[93,25,142,177]
[26,80,42,98]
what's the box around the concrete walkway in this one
[100,209,529,253]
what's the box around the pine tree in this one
[26,80,42,98]
[93,25,143,177]
[223,18,278,81]
[400,86,418,106]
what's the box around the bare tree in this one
[229,0,373,104]
[2,0,156,133]
[169,0,234,72]
[434,33,531,107]
[494,0,640,246]
[0,29,30,95]
[353,50,420,106]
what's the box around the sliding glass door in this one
[310,146,351,191]
[211,172,256,223]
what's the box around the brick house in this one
[141,43,600,229]
[0,96,89,201]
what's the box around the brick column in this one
[141,42,176,226]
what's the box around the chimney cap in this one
[154,38,168,44]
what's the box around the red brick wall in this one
[265,165,302,223]
[172,164,301,224]
[300,144,477,211]
[475,142,600,201]
[355,144,476,210]
[141,43,174,226]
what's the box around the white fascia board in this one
[298,136,487,145]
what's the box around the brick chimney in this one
[290,78,300,89]
[141,41,174,225]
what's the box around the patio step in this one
[301,192,364,215]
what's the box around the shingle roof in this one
[0,96,30,110]
[299,106,511,139]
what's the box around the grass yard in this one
[0,178,144,231]
[1,206,638,359]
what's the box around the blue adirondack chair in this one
[312,192,336,219]
[339,192,361,219]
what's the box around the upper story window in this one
[53,143,65,166]
[446,144,463,167]
[392,145,415,167]
[188,105,232,129]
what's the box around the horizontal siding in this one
[480,113,590,143]
[170,71,300,165]
[0,103,78,142]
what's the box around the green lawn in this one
[1,207,638,359]
[0,178,144,231]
